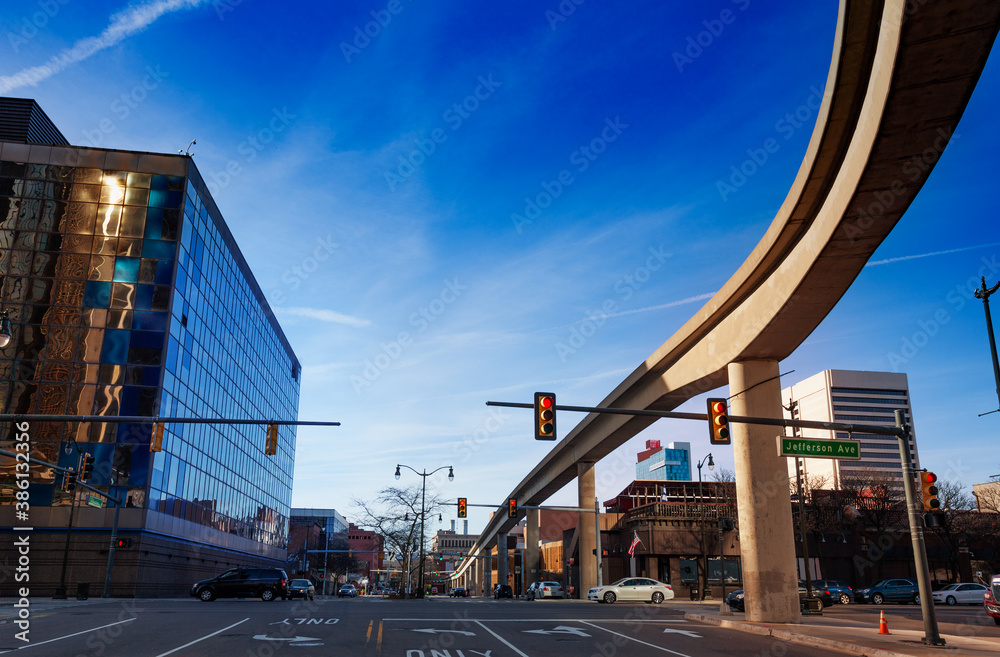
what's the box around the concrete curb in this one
[684,612,913,657]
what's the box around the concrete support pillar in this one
[498,533,509,589]
[578,461,597,597]
[526,508,539,587]
[729,359,800,623]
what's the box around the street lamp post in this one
[697,453,714,601]
[395,464,453,598]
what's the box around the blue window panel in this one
[131,330,164,350]
[132,310,168,331]
[130,444,150,486]
[142,366,161,386]
[150,174,169,191]
[144,207,164,239]
[117,422,147,444]
[101,329,130,364]
[174,265,187,296]
[192,234,204,268]
[84,280,112,307]
[181,347,192,372]
[120,387,141,416]
[28,484,53,507]
[148,189,169,208]
[190,265,201,289]
[135,284,155,310]
[155,259,174,285]
[142,239,176,259]
[166,190,183,208]
[113,256,140,282]
[167,175,184,190]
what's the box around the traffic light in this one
[534,392,556,440]
[921,471,939,511]
[707,398,731,445]
[63,471,77,492]
[265,423,278,456]
[592,548,608,557]
[151,422,164,452]
[507,498,517,518]
[115,538,134,548]
[80,453,95,482]
[457,497,467,518]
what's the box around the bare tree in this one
[712,468,735,483]
[838,468,907,581]
[352,484,448,597]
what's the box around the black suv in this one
[493,584,513,599]
[190,567,289,602]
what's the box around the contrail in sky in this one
[0,0,207,94]
[866,242,1000,266]
[574,292,716,325]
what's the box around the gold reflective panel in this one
[97,204,122,236]
[88,255,115,281]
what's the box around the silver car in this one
[931,583,988,605]
[588,577,674,604]
[528,581,564,599]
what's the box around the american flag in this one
[627,530,642,557]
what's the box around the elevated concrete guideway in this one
[454,0,1000,621]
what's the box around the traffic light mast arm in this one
[485,400,906,437]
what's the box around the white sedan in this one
[588,577,674,604]
[931,583,988,605]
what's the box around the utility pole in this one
[975,276,1000,413]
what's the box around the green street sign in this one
[777,437,861,460]
[87,495,103,508]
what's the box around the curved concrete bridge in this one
[455,0,1000,622]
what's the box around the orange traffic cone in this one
[878,610,890,635]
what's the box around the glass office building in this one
[0,99,301,596]
[635,440,691,481]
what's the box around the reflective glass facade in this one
[0,136,300,594]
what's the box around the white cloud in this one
[275,306,372,328]
[0,0,208,94]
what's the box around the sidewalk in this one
[675,600,1000,657]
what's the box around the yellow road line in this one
[377,620,384,654]
[365,619,373,644]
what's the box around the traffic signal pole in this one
[896,410,944,646]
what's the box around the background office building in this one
[0,98,301,596]
[781,370,919,491]
[635,439,691,481]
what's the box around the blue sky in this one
[3,0,999,532]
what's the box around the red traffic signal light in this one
[534,392,556,440]
[457,497,467,518]
[115,538,134,548]
[921,471,939,511]
[707,398,731,445]
[507,498,517,518]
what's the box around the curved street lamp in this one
[697,453,714,600]
[395,464,453,597]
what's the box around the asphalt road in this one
[0,595,908,657]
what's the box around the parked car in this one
[812,579,853,605]
[190,567,288,602]
[588,577,674,604]
[451,587,468,597]
[287,579,316,600]
[724,584,833,612]
[854,579,919,605]
[493,584,513,599]
[798,582,834,608]
[337,584,358,598]
[931,583,988,605]
[985,575,1000,625]
[527,581,565,599]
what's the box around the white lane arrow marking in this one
[662,628,702,638]
[252,635,322,642]
[411,629,477,636]
[524,626,591,637]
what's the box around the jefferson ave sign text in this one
[777,437,861,460]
